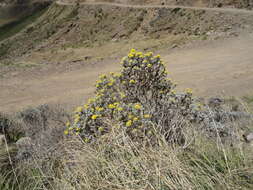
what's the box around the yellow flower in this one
[96,107,104,112]
[76,132,80,135]
[88,98,95,104]
[108,82,113,86]
[117,107,123,111]
[171,90,176,94]
[75,106,83,113]
[144,52,153,57]
[84,104,89,109]
[66,121,70,127]
[97,80,102,84]
[64,130,69,135]
[130,48,136,53]
[114,102,119,107]
[155,54,161,59]
[136,52,143,57]
[128,53,134,58]
[114,73,122,77]
[126,120,132,127]
[133,117,138,121]
[185,88,193,94]
[129,79,136,84]
[128,114,134,119]
[147,64,152,68]
[99,74,106,79]
[144,114,151,119]
[91,115,99,120]
[98,127,104,132]
[134,103,142,110]
[108,104,116,109]
[143,60,148,63]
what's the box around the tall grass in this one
[1,126,252,190]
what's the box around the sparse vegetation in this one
[1,1,253,189]
[1,51,253,189]
[66,49,198,144]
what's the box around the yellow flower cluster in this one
[91,114,100,120]
[126,120,132,127]
[144,114,151,119]
[75,106,83,113]
[134,103,142,110]
[129,79,136,84]
[185,88,193,94]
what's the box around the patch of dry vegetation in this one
[0,51,253,189]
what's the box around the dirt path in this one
[1,34,253,113]
[57,1,253,15]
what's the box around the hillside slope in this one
[1,2,253,62]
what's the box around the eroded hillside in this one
[1,1,253,63]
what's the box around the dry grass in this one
[1,119,253,190]
[15,129,251,190]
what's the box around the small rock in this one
[0,135,5,146]
[208,97,223,107]
[84,56,92,60]
[111,38,118,42]
[243,133,253,143]
[171,44,178,49]
[16,137,32,149]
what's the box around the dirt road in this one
[57,0,253,15]
[1,34,253,113]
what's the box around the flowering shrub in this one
[66,49,204,143]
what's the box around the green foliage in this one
[67,49,202,143]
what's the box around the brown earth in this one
[1,34,253,113]
[1,1,253,113]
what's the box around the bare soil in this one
[1,34,253,113]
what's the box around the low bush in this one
[66,49,204,144]
[67,49,243,145]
